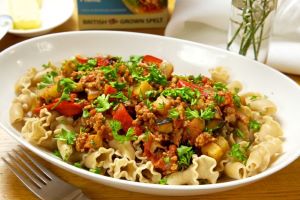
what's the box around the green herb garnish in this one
[109,120,137,143]
[185,108,200,120]
[37,71,58,89]
[233,93,241,107]
[93,94,112,113]
[55,128,76,145]
[82,109,90,118]
[109,81,126,90]
[159,178,168,185]
[200,107,215,120]
[214,93,225,105]
[110,92,128,102]
[100,66,117,80]
[168,108,180,119]
[52,78,76,109]
[213,82,227,91]
[249,120,261,132]
[89,168,102,174]
[147,65,167,86]
[229,143,247,163]
[53,150,62,158]
[177,145,194,169]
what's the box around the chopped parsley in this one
[163,157,170,164]
[249,120,261,132]
[37,71,58,89]
[93,94,112,112]
[110,92,128,102]
[145,90,159,99]
[214,93,225,105]
[82,109,90,118]
[100,66,118,80]
[159,178,168,185]
[229,143,247,163]
[200,107,215,120]
[233,93,241,107]
[73,162,82,168]
[53,78,76,108]
[162,87,200,105]
[109,120,137,143]
[213,82,227,91]
[168,108,180,119]
[89,168,102,174]
[177,145,194,169]
[55,128,76,145]
[53,150,62,158]
[185,108,200,120]
[147,65,167,86]
[77,58,97,71]
[109,81,126,90]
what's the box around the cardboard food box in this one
[77,0,169,29]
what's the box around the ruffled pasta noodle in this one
[10,55,284,185]
[83,147,115,169]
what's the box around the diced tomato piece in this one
[177,80,202,90]
[33,93,83,117]
[143,134,153,158]
[97,57,109,67]
[142,55,163,64]
[104,84,117,95]
[112,104,133,132]
[76,55,88,64]
[133,125,143,136]
[53,101,83,117]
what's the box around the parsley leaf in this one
[177,145,194,169]
[162,87,199,104]
[185,108,200,120]
[233,93,241,107]
[214,93,225,105]
[55,128,76,145]
[73,162,82,168]
[213,82,227,91]
[109,120,137,143]
[82,109,90,118]
[53,150,62,158]
[229,143,247,162]
[37,71,58,89]
[76,58,97,71]
[249,120,261,132]
[200,107,215,120]
[109,81,126,90]
[100,66,117,80]
[168,108,180,119]
[110,92,128,102]
[52,78,76,109]
[93,94,112,113]
[147,65,167,86]
[159,178,168,185]
[89,168,102,174]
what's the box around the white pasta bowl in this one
[0,31,300,196]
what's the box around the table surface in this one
[1,1,300,200]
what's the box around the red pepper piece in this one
[104,84,117,95]
[76,55,88,64]
[142,55,163,64]
[112,103,133,132]
[97,57,109,67]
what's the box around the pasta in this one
[10,54,284,185]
